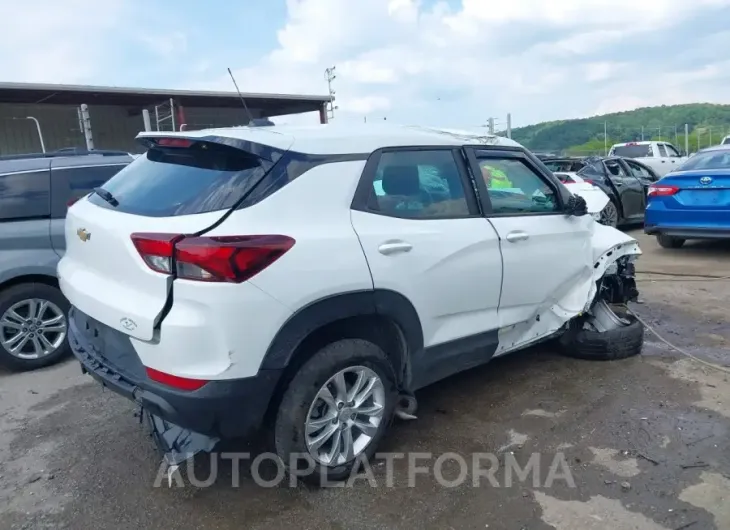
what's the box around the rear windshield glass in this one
[88,142,270,217]
[676,150,730,171]
[611,145,652,158]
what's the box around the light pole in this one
[13,116,46,153]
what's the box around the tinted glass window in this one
[51,164,127,218]
[665,144,680,157]
[88,143,271,217]
[676,150,730,171]
[604,160,627,177]
[612,144,652,158]
[476,157,559,214]
[722,137,730,145]
[657,144,668,157]
[624,160,653,180]
[369,150,471,219]
[0,170,50,220]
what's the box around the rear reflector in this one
[130,232,295,283]
[647,184,680,197]
[145,367,209,391]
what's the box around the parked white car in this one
[552,171,611,223]
[608,141,688,177]
[58,124,644,483]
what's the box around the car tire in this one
[656,234,685,249]
[599,200,620,228]
[558,305,644,361]
[274,339,397,486]
[0,283,71,371]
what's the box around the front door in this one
[464,147,594,341]
[604,158,645,221]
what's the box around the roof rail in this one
[0,148,132,161]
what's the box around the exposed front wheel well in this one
[264,314,407,426]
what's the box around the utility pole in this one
[79,104,94,150]
[709,127,713,145]
[685,124,689,155]
[487,117,495,134]
[604,121,608,155]
[697,129,701,151]
[324,66,338,121]
[506,113,512,139]
[674,125,678,147]
[641,126,644,141]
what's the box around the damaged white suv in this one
[58,124,643,483]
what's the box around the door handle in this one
[614,181,624,187]
[378,241,413,255]
[505,231,529,243]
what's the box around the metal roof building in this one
[0,82,332,155]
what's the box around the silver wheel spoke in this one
[306,412,336,435]
[42,325,66,334]
[31,337,44,357]
[341,427,355,462]
[355,403,383,417]
[309,423,339,452]
[10,334,30,353]
[353,377,377,407]
[0,317,22,330]
[347,370,366,401]
[332,372,348,402]
[41,314,65,327]
[318,386,337,409]
[26,299,38,321]
[352,419,378,437]
[326,429,342,464]
[38,334,56,352]
[35,300,49,320]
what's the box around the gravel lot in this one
[1,229,729,530]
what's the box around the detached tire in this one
[657,234,685,249]
[559,313,644,361]
[274,339,397,486]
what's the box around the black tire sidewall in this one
[559,313,644,361]
[0,283,70,371]
[657,234,685,249]
[274,339,397,485]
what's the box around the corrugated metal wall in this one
[0,103,263,155]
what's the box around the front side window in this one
[369,150,471,219]
[665,144,681,157]
[0,170,50,220]
[604,160,627,178]
[476,157,559,215]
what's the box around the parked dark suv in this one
[0,150,133,370]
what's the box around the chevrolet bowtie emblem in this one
[77,228,91,242]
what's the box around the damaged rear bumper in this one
[68,307,282,442]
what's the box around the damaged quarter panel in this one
[494,221,641,356]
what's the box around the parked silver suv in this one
[0,150,132,370]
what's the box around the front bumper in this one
[68,306,282,440]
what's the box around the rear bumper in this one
[69,306,282,439]
[644,225,730,239]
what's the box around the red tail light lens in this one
[145,367,208,391]
[582,179,594,185]
[130,233,295,283]
[647,184,679,197]
[67,196,81,207]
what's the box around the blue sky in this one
[2,0,730,128]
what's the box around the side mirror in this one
[565,194,588,217]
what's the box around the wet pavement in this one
[1,230,729,530]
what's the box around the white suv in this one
[58,124,643,483]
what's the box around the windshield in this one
[611,144,652,158]
[88,141,270,217]
[675,149,730,171]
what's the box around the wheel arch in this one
[261,289,424,423]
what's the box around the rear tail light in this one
[131,233,295,283]
[583,179,594,185]
[647,184,679,197]
[145,367,208,391]
[67,196,81,207]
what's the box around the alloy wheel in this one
[0,298,67,359]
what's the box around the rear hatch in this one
[58,134,286,341]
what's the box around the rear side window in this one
[367,150,473,219]
[657,144,668,157]
[51,164,127,218]
[676,150,730,171]
[89,142,271,217]
[612,144,652,158]
[0,170,50,221]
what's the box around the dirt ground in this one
[1,229,729,530]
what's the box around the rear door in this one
[49,160,130,256]
[465,148,593,331]
[58,138,278,341]
[604,158,645,220]
[350,147,503,365]
[0,166,55,283]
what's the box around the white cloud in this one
[3,0,730,128]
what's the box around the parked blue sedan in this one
[644,145,730,248]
